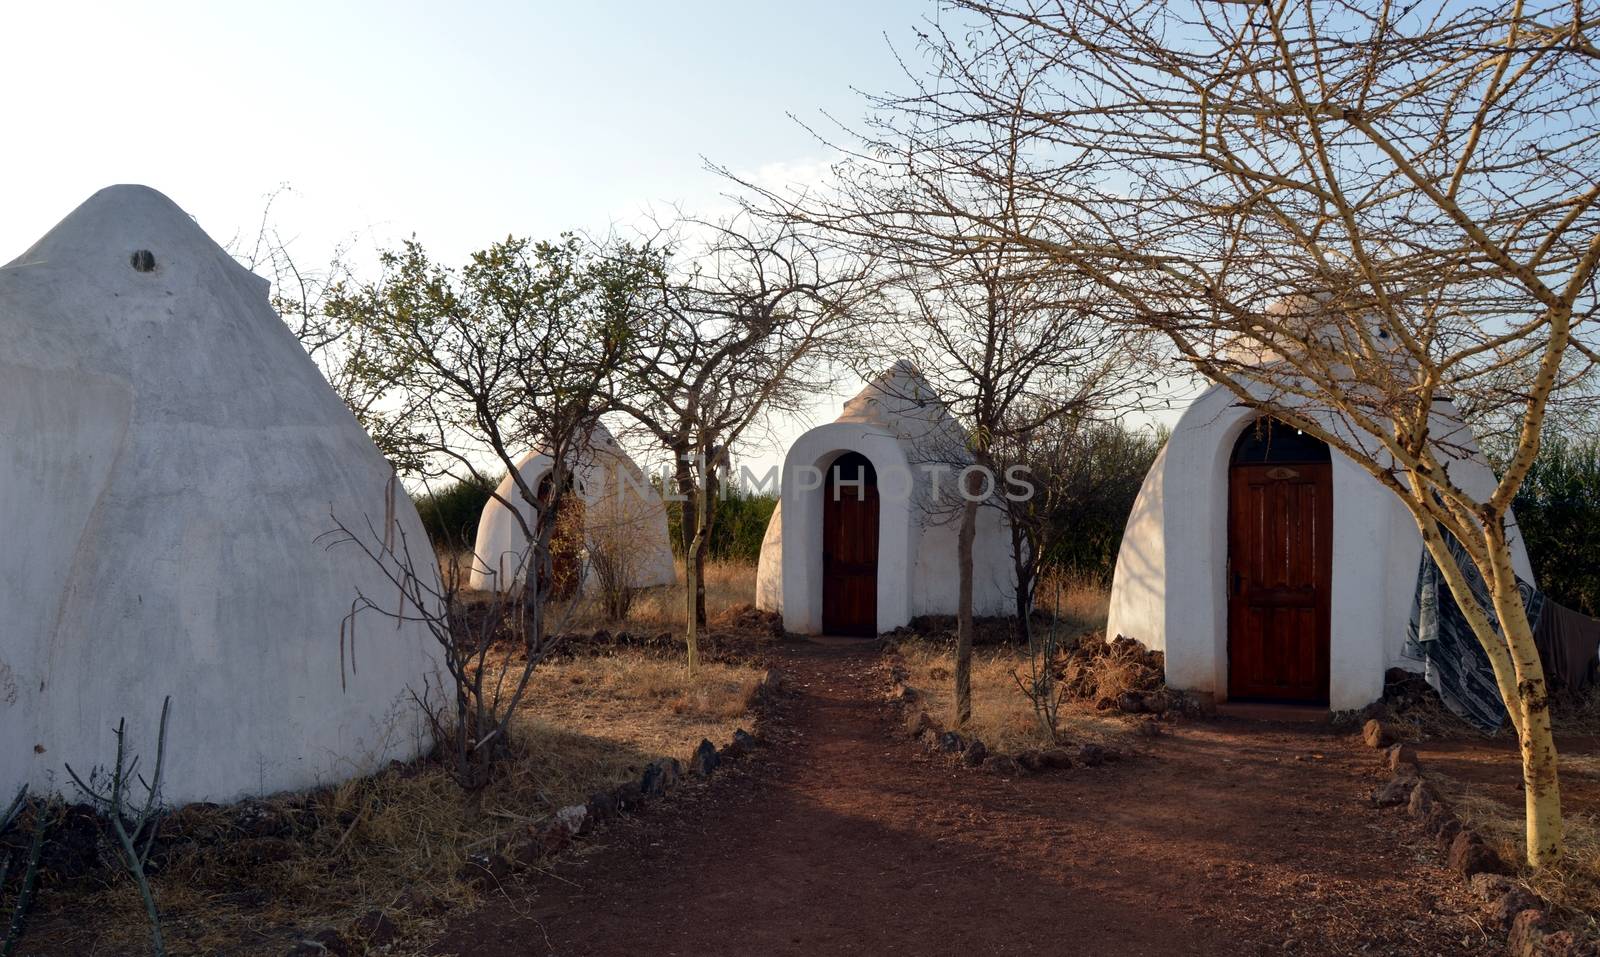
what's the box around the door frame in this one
[1225,419,1333,703]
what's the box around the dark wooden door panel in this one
[1228,461,1331,702]
[823,453,878,637]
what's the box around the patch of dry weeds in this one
[897,640,1138,753]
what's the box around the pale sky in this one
[0,1,1179,478]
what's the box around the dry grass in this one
[893,576,1139,752]
[567,559,757,633]
[519,654,762,766]
[1033,570,1112,636]
[24,647,765,956]
[440,552,759,636]
[896,569,1132,758]
[1431,753,1600,941]
[899,641,1138,752]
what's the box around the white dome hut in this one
[468,425,677,593]
[1106,381,1534,712]
[0,186,440,805]
[755,362,1017,636]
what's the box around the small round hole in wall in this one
[130,250,156,273]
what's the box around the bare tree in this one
[730,131,1157,727]
[324,499,582,792]
[614,215,879,673]
[845,0,1600,865]
[894,257,1156,726]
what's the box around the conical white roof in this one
[837,360,969,462]
[0,186,440,804]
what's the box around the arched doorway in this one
[1227,418,1332,703]
[822,451,879,636]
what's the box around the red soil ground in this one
[434,638,1502,956]
[1417,733,1600,821]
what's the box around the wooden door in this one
[823,452,878,637]
[1227,460,1332,702]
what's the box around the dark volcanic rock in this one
[1434,816,1465,852]
[1016,749,1046,774]
[690,738,721,776]
[587,789,619,822]
[1370,773,1416,808]
[1076,744,1119,767]
[1407,780,1438,818]
[905,710,939,738]
[1468,874,1542,931]
[640,758,681,797]
[1508,909,1550,957]
[1386,742,1419,772]
[613,780,645,810]
[1040,747,1076,770]
[983,754,1021,776]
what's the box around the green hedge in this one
[666,486,778,563]
[415,475,498,550]
[1504,433,1600,615]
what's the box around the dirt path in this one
[434,639,1499,956]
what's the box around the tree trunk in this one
[671,450,700,672]
[1483,527,1563,868]
[521,506,553,647]
[684,463,710,676]
[1416,521,1527,738]
[1010,519,1034,646]
[955,495,978,728]
[674,451,697,560]
[1408,485,1563,866]
[695,467,718,628]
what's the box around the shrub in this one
[1491,431,1600,615]
[584,491,654,622]
[414,474,498,550]
[1018,420,1163,585]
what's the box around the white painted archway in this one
[1106,383,1535,711]
[777,423,917,635]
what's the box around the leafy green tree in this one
[1498,433,1600,617]
[323,234,657,789]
